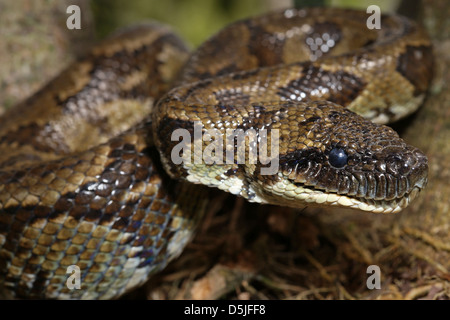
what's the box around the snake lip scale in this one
[289,181,423,214]
[0,7,432,299]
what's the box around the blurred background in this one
[91,0,400,46]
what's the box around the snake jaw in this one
[258,177,425,213]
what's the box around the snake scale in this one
[0,7,433,299]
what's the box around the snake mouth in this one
[261,173,424,213]
[287,181,423,213]
[312,186,421,213]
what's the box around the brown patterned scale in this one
[0,8,433,299]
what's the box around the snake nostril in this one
[386,153,408,175]
[409,150,428,188]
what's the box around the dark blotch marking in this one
[123,143,136,152]
[104,201,120,215]
[135,166,150,181]
[59,32,189,120]
[157,117,195,142]
[54,196,74,213]
[112,217,129,231]
[363,39,376,47]
[396,45,433,96]
[224,168,238,177]
[99,213,116,225]
[119,206,134,218]
[277,65,366,107]
[328,111,341,121]
[246,22,285,67]
[156,117,195,178]
[108,149,123,158]
[0,123,69,153]
[0,211,14,224]
[69,205,89,220]
[303,116,321,124]
[75,191,94,205]
[279,148,327,173]
[237,104,285,132]
[34,206,53,219]
[85,209,103,222]
[15,208,35,223]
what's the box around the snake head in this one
[253,101,427,213]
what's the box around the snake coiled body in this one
[0,8,432,299]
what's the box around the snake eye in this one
[329,148,348,168]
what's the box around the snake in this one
[0,7,433,299]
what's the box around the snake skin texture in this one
[0,8,433,299]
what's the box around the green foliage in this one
[91,0,272,47]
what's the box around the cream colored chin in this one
[261,180,421,214]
